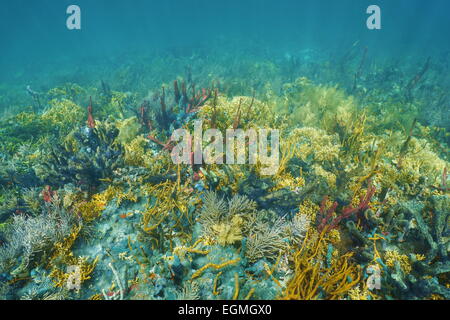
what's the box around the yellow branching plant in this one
[73,185,127,222]
[48,226,98,290]
[50,256,99,289]
[280,229,361,300]
[141,180,197,244]
[278,77,358,135]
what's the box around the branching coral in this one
[284,127,340,164]
[0,202,79,277]
[281,230,361,300]
[212,215,245,246]
[279,77,358,135]
[245,218,289,263]
[140,179,197,251]
[115,117,142,146]
[50,256,98,290]
[41,98,84,134]
[198,191,258,246]
[35,121,124,189]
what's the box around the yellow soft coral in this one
[299,199,320,222]
[278,78,358,135]
[312,164,337,188]
[280,230,361,300]
[212,215,244,245]
[123,135,150,166]
[384,250,412,274]
[50,256,98,290]
[285,127,340,163]
[348,285,371,300]
[73,186,128,222]
[115,117,141,145]
[41,98,83,131]
[270,173,305,192]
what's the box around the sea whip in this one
[87,96,96,129]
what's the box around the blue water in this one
[1,0,449,81]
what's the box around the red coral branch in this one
[186,87,212,114]
[317,196,339,232]
[87,96,96,129]
[318,182,376,232]
[139,100,152,132]
[42,185,56,203]
[147,134,175,151]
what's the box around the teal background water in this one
[1,0,449,74]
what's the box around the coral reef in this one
[0,46,448,301]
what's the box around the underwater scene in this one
[0,0,449,301]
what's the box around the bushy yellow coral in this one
[270,173,305,192]
[348,285,371,300]
[384,249,412,274]
[47,225,97,290]
[123,135,148,166]
[373,133,448,195]
[46,83,85,100]
[399,137,448,182]
[313,164,337,188]
[74,194,107,222]
[41,98,84,130]
[299,199,320,221]
[98,91,134,118]
[280,230,360,300]
[50,256,99,290]
[328,229,341,245]
[278,77,358,135]
[116,117,142,146]
[285,127,340,163]
[212,215,244,245]
[73,186,130,222]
